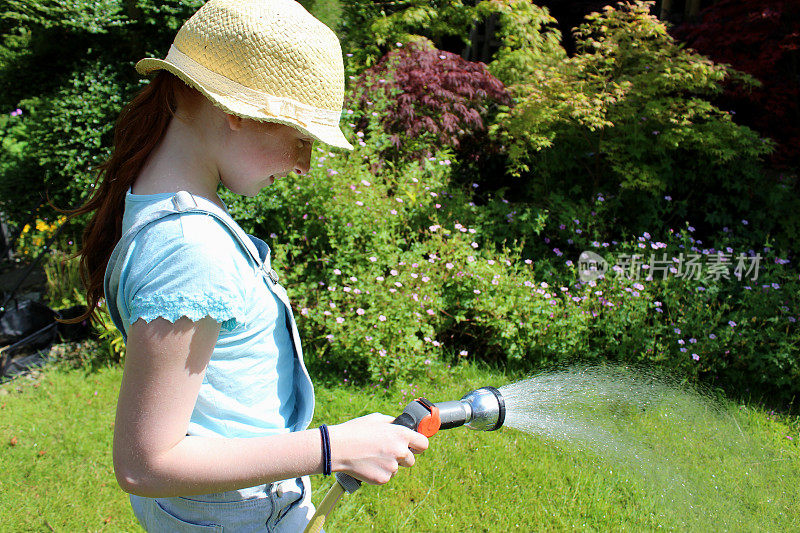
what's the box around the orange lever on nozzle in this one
[415,397,441,437]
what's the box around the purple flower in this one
[728,320,737,327]
[772,283,780,289]
[664,195,672,201]
[692,353,700,361]
[689,338,697,344]
[709,333,717,339]
[674,328,681,335]
[742,219,749,225]
[680,347,687,353]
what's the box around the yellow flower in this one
[36,220,48,232]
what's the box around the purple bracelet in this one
[319,424,331,476]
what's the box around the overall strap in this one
[104,191,283,334]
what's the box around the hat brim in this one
[136,57,354,151]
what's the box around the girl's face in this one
[218,117,313,196]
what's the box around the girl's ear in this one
[224,113,243,131]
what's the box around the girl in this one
[69,0,428,530]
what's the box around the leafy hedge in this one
[0,0,203,226]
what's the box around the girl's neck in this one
[133,106,225,209]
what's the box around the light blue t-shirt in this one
[110,190,309,438]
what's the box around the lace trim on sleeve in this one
[129,294,243,332]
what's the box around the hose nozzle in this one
[433,386,506,432]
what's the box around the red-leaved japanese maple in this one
[348,42,512,161]
[672,0,800,167]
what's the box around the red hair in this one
[65,71,200,323]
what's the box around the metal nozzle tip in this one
[461,386,506,431]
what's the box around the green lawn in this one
[1,360,798,531]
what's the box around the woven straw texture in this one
[136,0,352,150]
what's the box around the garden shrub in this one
[347,42,511,163]
[337,0,480,76]
[457,220,799,409]
[0,0,203,232]
[222,132,458,382]
[486,1,796,251]
[478,0,566,86]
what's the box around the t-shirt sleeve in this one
[121,212,249,332]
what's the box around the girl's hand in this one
[327,413,430,485]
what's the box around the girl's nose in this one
[294,139,312,175]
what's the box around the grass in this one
[1,358,799,532]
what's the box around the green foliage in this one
[478,0,566,85]
[338,0,480,76]
[487,1,793,249]
[13,60,128,219]
[0,0,203,230]
[223,130,459,382]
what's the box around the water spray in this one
[304,386,506,533]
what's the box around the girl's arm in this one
[113,316,428,498]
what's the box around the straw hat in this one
[136,0,353,150]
